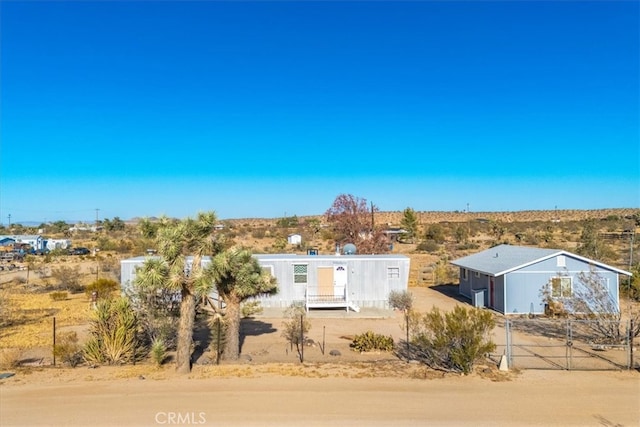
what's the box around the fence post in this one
[505,319,512,368]
[52,316,56,367]
[300,314,304,363]
[630,318,635,370]
[566,319,572,371]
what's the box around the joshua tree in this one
[134,212,221,374]
[209,248,277,360]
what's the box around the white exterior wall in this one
[120,254,411,310]
[253,254,410,309]
[287,234,302,245]
[45,239,72,250]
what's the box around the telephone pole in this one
[95,208,100,226]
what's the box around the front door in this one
[317,267,333,298]
[334,264,347,298]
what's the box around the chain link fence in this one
[490,318,635,371]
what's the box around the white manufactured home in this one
[252,253,410,312]
[120,253,410,312]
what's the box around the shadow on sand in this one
[428,283,473,306]
[240,318,277,351]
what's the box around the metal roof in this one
[450,244,631,277]
[254,253,409,261]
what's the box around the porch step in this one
[348,302,360,313]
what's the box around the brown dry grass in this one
[1,286,90,349]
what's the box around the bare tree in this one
[568,268,640,343]
[325,194,389,254]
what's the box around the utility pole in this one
[7,214,11,227]
[370,201,375,232]
[95,208,100,226]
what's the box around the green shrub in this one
[150,337,167,366]
[83,297,138,365]
[350,331,394,352]
[241,300,263,318]
[416,240,439,253]
[49,291,68,301]
[409,306,495,374]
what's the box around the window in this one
[462,268,468,281]
[551,277,572,298]
[387,267,400,279]
[293,264,308,284]
[557,256,566,267]
[475,271,480,278]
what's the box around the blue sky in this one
[1,1,638,223]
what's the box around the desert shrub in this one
[416,240,439,253]
[34,264,51,278]
[388,290,413,312]
[83,297,138,365]
[350,331,394,352]
[99,256,120,274]
[425,224,446,244]
[96,236,119,251]
[281,303,311,362]
[150,337,167,366]
[251,228,266,239]
[0,290,14,327]
[50,265,83,293]
[456,242,480,251]
[85,278,119,301]
[54,331,83,367]
[49,291,68,301]
[127,287,179,350]
[241,300,263,318]
[0,347,23,369]
[409,306,495,374]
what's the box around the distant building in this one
[287,234,302,245]
[0,235,45,251]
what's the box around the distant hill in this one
[221,208,638,227]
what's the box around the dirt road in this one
[1,368,638,426]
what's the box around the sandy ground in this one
[1,367,638,426]
[1,286,639,426]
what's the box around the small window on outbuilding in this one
[387,267,400,279]
[462,268,468,281]
[557,255,566,267]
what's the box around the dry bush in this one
[0,347,23,369]
[0,289,14,327]
[49,291,68,301]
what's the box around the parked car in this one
[70,247,91,255]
